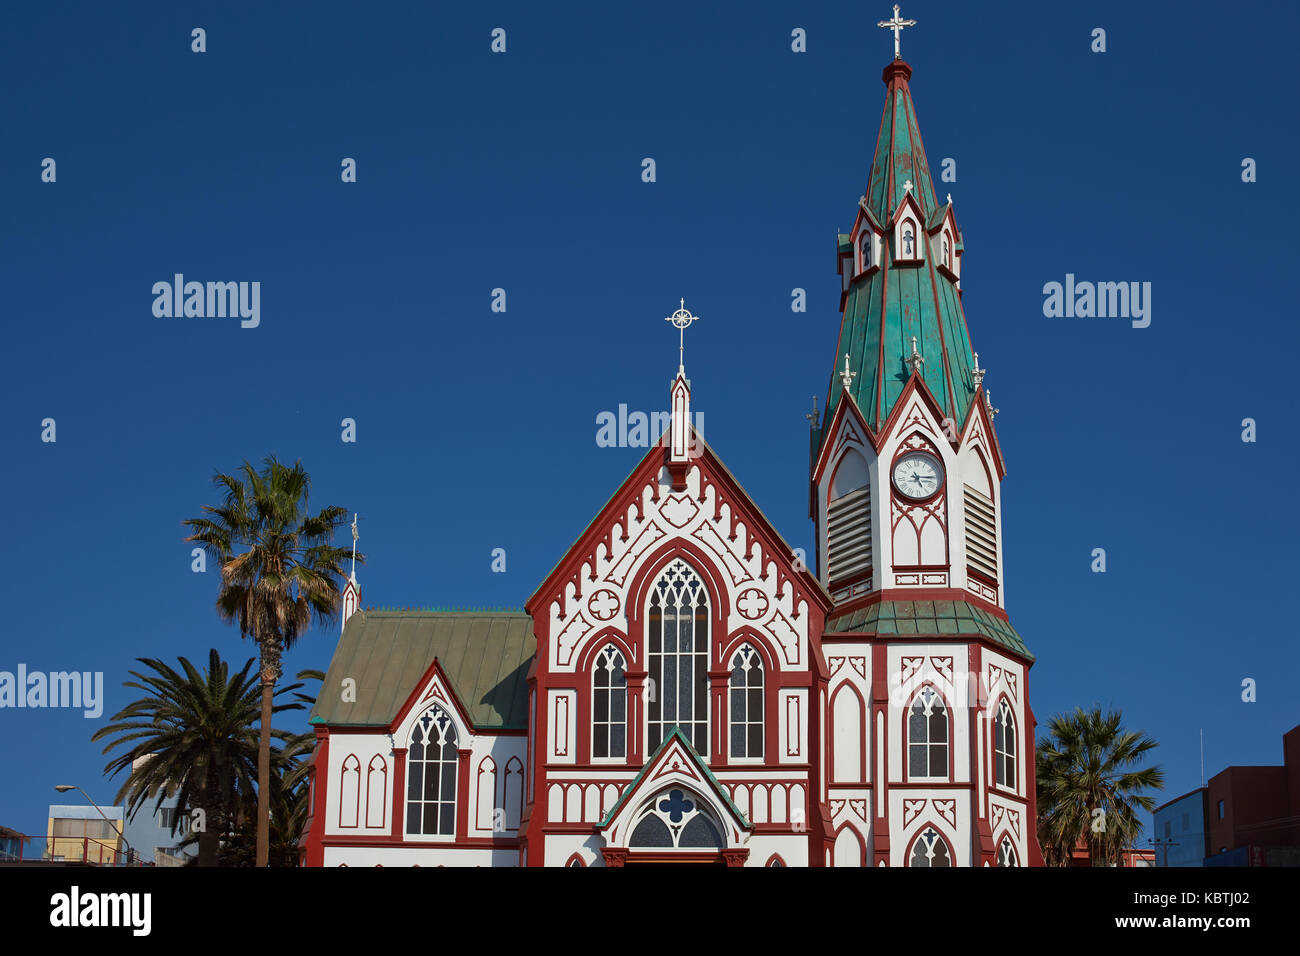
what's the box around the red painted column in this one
[870,643,891,866]
[303,727,330,867]
[391,748,407,842]
[455,748,473,842]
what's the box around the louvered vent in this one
[964,484,997,580]
[828,486,872,583]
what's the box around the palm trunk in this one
[197,779,220,867]
[257,645,277,868]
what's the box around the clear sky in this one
[1,1,1297,848]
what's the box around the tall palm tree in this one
[184,457,358,867]
[1036,705,1165,867]
[91,649,306,866]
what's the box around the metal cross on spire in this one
[840,353,857,389]
[665,298,701,373]
[350,513,359,580]
[878,4,916,60]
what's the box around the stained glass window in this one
[910,827,951,867]
[406,704,458,836]
[592,645,627,759]
[729,644,763,759]
[647,560,709,755]
[996,836,1018,867]
[907,685,948,778]
[994,698,1016,789]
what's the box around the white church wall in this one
[886,644,971,785]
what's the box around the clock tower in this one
[807,11,1043,866]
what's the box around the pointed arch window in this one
[907,685,949,779]
[910,827,951,867]
[858,232,872,273]
[406,704,459,836]
[994,698,1016,790]
[997,836,1018,867]
[728,644,764,760]
[943,232,952,269]
[628,788,724,850]
[592,645,627,759]
[647,560,710,755]
[827,448,872,585]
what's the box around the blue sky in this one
[1,1,1297,847]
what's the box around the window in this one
[996,836,1018,867]
[943,233,951,269]
[158,807,187,833]
[907,685,948,778]
[910,827,950,867]
[993,698,1016,789]
[406,704,459,836]
[859,232,872,272]
[647,560,710,755]
[902,225,916,258]
[1218,800,1224,820]
[964,481,997,581]
[592,645,628,759]
[729,644,764,759]
[628,788,724,850]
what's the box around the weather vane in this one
[878,4,916,60]
[665,298,700,373]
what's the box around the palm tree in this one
[91,650,307,866]
[184,457,358,867]
[1036,705,1165,867]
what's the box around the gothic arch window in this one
[728,644,764,760]
[406,704,459,836]
[766,854,787,867]
[647,559,710,755]
[909,827,952,867]
[997,836,1018,867]
[963,451,998,584]
[899,218,919,260]
[339,754,360,828]
[592,644,628,759]
[628,788,724,850]
[907,685,949,779]
[859,232,872,272]
[994,697,1016,790]
[565,853,586,867]
[943,232,952,269]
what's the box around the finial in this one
[971,351,986,388]
[878,4,916,60]
[906,335,925,375]
[840,354,856,389]
[946,192,952,206]
[903,179,914,195]
[985,389,999,419]
[350,513,359,580]
[665,298,701,374]
[805,394,819,429]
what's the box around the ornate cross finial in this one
[878,4,916,60]
[840,353,856,389]
[971,351,986,388]
[947,192,953,205]
[985,389,999,419]
[805,394,819,429]
[664,298,700,374]
[906,335,925,375]
[350,513,359,579]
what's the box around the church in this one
[301,9,1044,867]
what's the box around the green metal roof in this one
[825,600,1033,661]
[309,611,534,729]
[823,59,978,446]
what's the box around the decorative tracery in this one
[407,704,458,836]
[994,697,1016,790]
[910,827,951,867]
[996,835,1018,867]
[627,788,724,850]
[907,685,949,779]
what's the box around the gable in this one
[528,427,832,673]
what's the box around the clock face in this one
[892,452,943,500]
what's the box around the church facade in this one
[301,27,1044,868]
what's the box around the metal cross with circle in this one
[665,298,700,373]
[878,4,917,60]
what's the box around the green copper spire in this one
[822,58,978,446]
